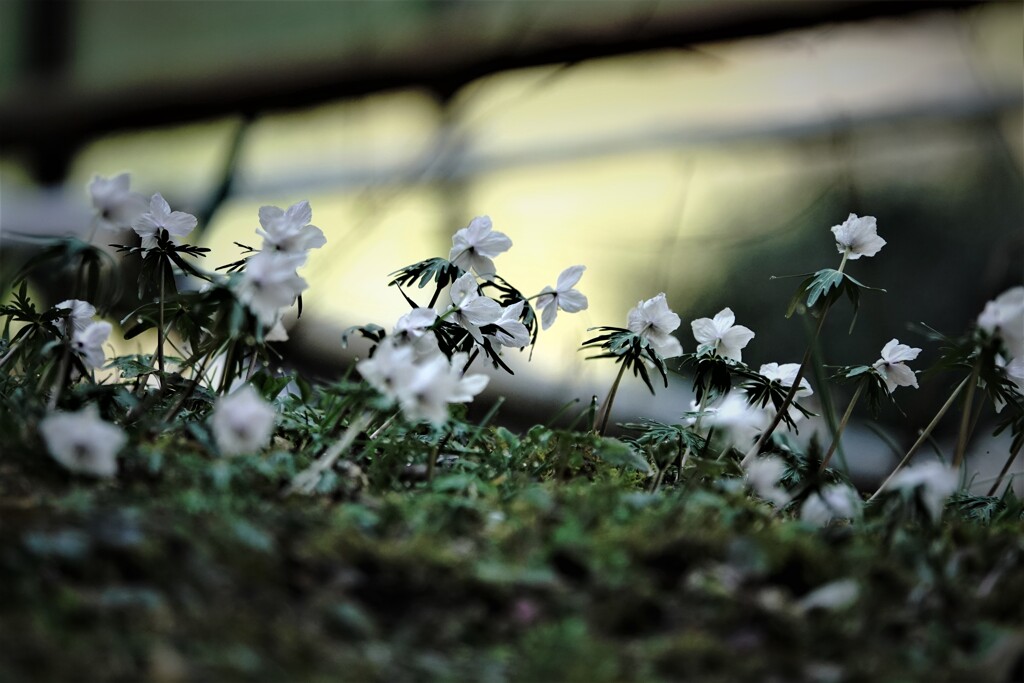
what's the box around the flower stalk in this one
[594,362,628,436]
[742,309,829,467]
[952,360,982,469]
[819,382,864,472]
[868,375,970,503]
[987,440,1023,497]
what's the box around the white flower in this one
[89,173,147,232]
[211,385,277,456]
[256,201,326,255]
[627,293,683,359]
[448,272,502,343]
[872,338,922,393]
[394,308,441,359]
[40,405,125,478]
[235,252,308,326]
[978,286,1024,360]
[53,299,96,335]
[132,193,198,250]
[800,484,862,526]
[706,392,769,451]
[888,462,958,523]
[398,352,489,425]
[71,321,112,369]
[691,307,755,362]
[830,213,885,260]
[488,301,531,348]
[744,455,790,507]
[534,265,588,330]
[759,362,813,398]
[357,337,418,400]
[448,216,512,279]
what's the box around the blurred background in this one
[1,1,1021,482]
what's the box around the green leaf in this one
[594,437,651,474]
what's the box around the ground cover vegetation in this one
[1,174,1023,682]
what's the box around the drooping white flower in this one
[744,455,790,507]
[830,213,885,260]
[872,338,922,393]
[978,286,1024,360]
[691,307,755,362]
[627,293,683,359]
[888,462,958,523]
[211,384,277,456]
[132,193,198,250]
[448,272,502,343]
[534,265,589,330]
[448,216,512,279]
[706,392,769,451]
[40,405,126,478]
[800,484,862,526]
[89,173,147,232]
[256,201,326,255]
[71,321,112,369]
[235,252,308,326]
[53,299,97,335]
[488,301,531,348]
[398,352,489,425]
[759,362,813,398]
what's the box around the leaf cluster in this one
[580,327,669,394]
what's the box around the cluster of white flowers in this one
[358,338,489,425]
[236,201,325,331]
[52,299,111,370]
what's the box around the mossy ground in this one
[2,424,1022,683]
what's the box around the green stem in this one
[594,362,628,436]
[868,375,970,503]
[952,361,982,469]
[987,440,1023,497]
[820,382,864,473]
[742,309,830,467]
[156,260,167,390]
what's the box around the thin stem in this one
[987,440,1023,497]
[161,353,211,423]
[46,343,72,411]
[594,362,628,436]
[742,310,830,467]
[426,442,440,483]
[156,259,167,389]
[952,361,982,469]
[820,382,864,473]
[368,411,400,440]
[0,334,28,370]
[868,375,970,503]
